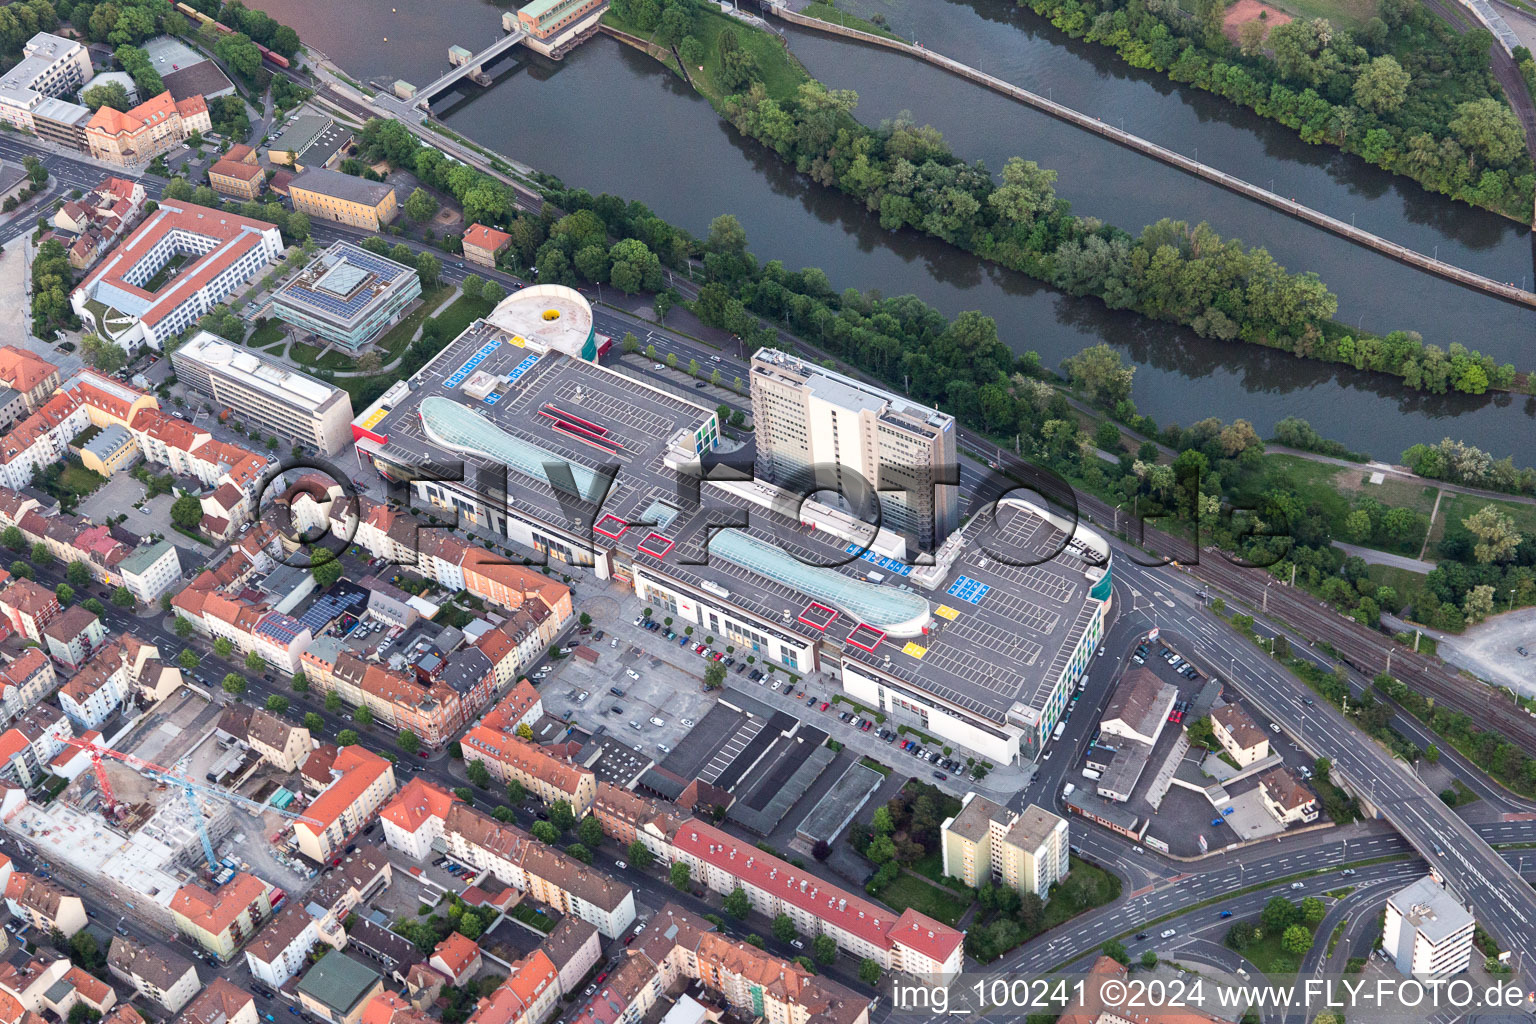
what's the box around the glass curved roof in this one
[419,396,605,498]
[711,531,931,635]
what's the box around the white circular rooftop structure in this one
[484,284,597,360]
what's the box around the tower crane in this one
[60,736,323,872]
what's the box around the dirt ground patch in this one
[1223,0,1292,44]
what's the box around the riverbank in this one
[772,5,1536,310]
[602,2,1530,398]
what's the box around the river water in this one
[253,0,1536,459]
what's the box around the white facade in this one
[0,33,94,131]
[380,814,440,862]
[1383,876,1475,976]
[245,914,320,989]
[0,397,89,490]
[632,565,818,675]
[119,540,182,606]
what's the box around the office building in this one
[0,32,94,132]
[1383,875,1475,976]
[84,91,211,167]
[32,97,91,151]
[271,241,422,350]
[287,168,397,230]
[117,539,182,606]
[172,331,354,453]
[749,347,959,553]
[72,202,282,351]
[941,793,1069,898]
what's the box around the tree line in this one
[1014,0,1534,220]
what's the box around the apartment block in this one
[1383,875,1475,976]
[170,872,273,959]
[295,746,396,863]
[940,793,1068,899]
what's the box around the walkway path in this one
[772,6,1536,299]
[1333,541,1437,574]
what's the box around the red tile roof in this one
[463,224,511,252]
[431,932,480,980]
[0,346,58,394]
[78,201,276,328]
[209,157,263,184]
[381,777,459,833]
[301,745,392,833]
[170,872,269,935]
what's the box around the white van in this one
[1062,782,1076,797]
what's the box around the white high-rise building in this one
[1383,875,1475,976]
[0,33,93,132]
[749,348,959,552]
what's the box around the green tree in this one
[222,673,246,695]
[1344,509,1372,542]
[325,692,343,712]
[311,548,343,588]
[213,636,233,658]
[0,527,23,551]
[1102,939,1129,966]
[507,779,526,804]
[578,815,604,847]
[1280,924,1313,955]
[174,617,194,639]
[54,583,74,607]
[7,562,28,580]
[549,799,576,833]
[110,586,135,608]
[65,562,92,589]
[246,650,265,672]
[461,275,483,301]
[466,759,492,788]
[80,334,126,373]
[670,861,691,890]
[1140,950,1158,969]
[704,661,726,690]
[170,493,203,531]
[292,673,310,692]
[871,806,894,835]
[214,32,262,80]
[29,542,51,565]
[1352,55,1411,114]
[354,704,375,727]
[1062,344,1135,404]
[82,81,131,111]
[481,281,504,304]
[627,840,655,868]
[532,820,559,844]
[337,729,360,746]
[266,695,289,714]
[725,885,750,919]
[405,188,438,223]
[1300,897,1327,926]
[1463,504,1520,564]
[812,934,837,965]
[305,712,324,731]
[608,238,663,293]
[772,914,797,943]
[416,251,442,289]
[1261,896,1299,933]
[1451,98,1525,166]
[399,729,420,754]
[679,34,704,69]
[565,843,592,863]
[858,958,881,984]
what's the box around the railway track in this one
[967,433,1536,754]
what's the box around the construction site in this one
[4,691,315,926]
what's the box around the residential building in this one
[1209,704,1268,767]
[941,793,1069,899]
[749,347,959,552]
[428,933,481,986]
[464,950,558,1024]
[51,178,146,270]
[172,331,355,454]
[671,818,964,976]
[170,872,273,960]
[0,390,90,490]
[0,347,59,414]
[303,646,468,749]
[461,224,510,268]
[0,33,94,132]
[296,952,383,1024]
[380,778,460,861]
[0,581,58,643]
[106,936,200,1014]
[118,539,182,606]
[42,606,106,671]
[0,704,72,786]
[287,169,397,230]
[175,978,258,1024]
[3,872,87,937]
[207,145,264,201]
[459,728,596,815]
[593,782,683,864]
[304,843,392,948]
[71,202,282,352]
[631,903,872,1024]
[216,704,313,772]
[1383,875,1476,976]
[63,367,157,430]
[77,424,138,475]
[295,746,396,863]
[1055,956,1223,1024]
[271,241,422,351]
[1257,766,1320,826]
[245,904,320,989]
[58,634,170,729]
[442,803,637,937]
[0,651,56,728]
[84,91,211,167]
[541,918,600,996]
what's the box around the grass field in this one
[428,294,496,345]
[248,320,286,351]
[799,2,904,40]
[1363,563,1432,617]
[1267,0,1378,30]
[603,5,810,103]
[1428,491,1536,559]
[875,872,970,926]
[1228,455,1438,556]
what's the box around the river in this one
[252,0,1536,460]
